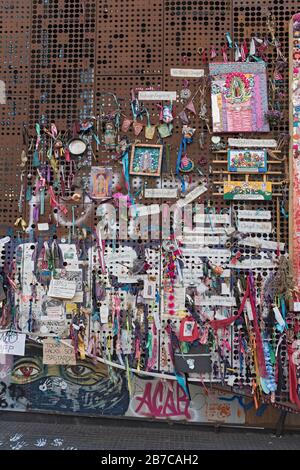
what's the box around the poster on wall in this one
[209,62,270,133]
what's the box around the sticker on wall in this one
[223,181,272,200]
[209,62,269,133]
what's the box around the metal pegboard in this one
[96,0,164,76]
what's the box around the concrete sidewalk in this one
[0,412,299,450]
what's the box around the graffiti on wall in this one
[0,340,245,423]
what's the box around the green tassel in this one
[26,186,32,201]
[32,149,40,168]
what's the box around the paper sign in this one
[181,247,231,257]
[48,279,77,299]
[229,259,275,269]
[293,302,300,312]
[177,184,208,208]
[0,236,10,246]
[143,279,156,299]
[238,237,285,251]
[59,244,79,269]
[238,221,272,233]
[228,138,277,148]
[134,204,160,217]
[173,287,186,310]
[194,214,231,224]
[43,339,76,365]
[237,210,271,220]
[100,305,109,324]
[0,332,26,356]
[37,223,49,231]
[40,305,64,321]
[144,188,178,198]
[197,296,236,307]
[138,91,177,101]
[170,68,204,78]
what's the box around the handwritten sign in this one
[170,68,204,78]
[177,184,207,208]
[237,210,271,220]
[196,296,236,307]
[138,91,177,101]
[0,332,26,356]
[144,188,178,198]
[194,214,231,224]
[228,138,277,148]
[238,237,285,251]
[133,204,161,217]
[48,279,77,299]
[238,221,272,234]
[37,223,50,231]
[43,339,76,365]
[229,259,276,269]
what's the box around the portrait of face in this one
[0,341,130,416]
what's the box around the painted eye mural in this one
[0,342,130,415]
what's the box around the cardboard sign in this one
[0,332,26,356]
[43,339,76,365]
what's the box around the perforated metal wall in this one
[0,0,299,405]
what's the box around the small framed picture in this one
[183,320,195,337]
[224,181,272,200]
[90,167,112,199]
[228,149,267,173]
[130,144,163,177]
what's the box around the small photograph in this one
[90,167,112,199]
[228,149,267,173]
[130,144,163,176]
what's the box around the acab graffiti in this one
[132,380,191,419]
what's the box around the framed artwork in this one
[223,181,272,200]
[90,167,112,199]
[228,149,267,173]
[209,62,269,133]
[130,144,163,176]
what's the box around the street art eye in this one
[11,361,42,383]
[64,365,94,380]
[62,362,107,385]
[14,366,40,378]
